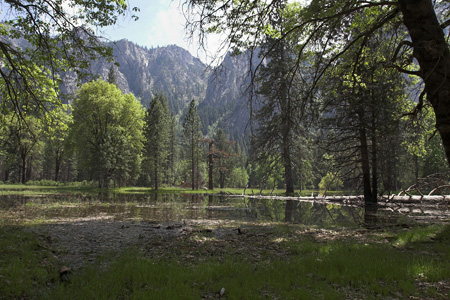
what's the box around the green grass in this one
[44,228,450,299]
[0,183,344,197]
[0,226,59,299]
[0,224,446,299]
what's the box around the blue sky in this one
[0,0,223,64]
[101,1,186,48]
[100,0,213,63]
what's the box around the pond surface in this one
[2,192,446,227]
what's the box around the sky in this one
[0,0,222,64]
[99,0,216,64]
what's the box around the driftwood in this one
[398,171,450,196]
[226,194,450,206]
[228,195,450,203]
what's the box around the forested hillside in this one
[1,0,450,202]
[62,40,209,114]
[59,39,252,140]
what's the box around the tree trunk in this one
[371,91,378,202]
[359,122,373,203]
[21,155,26,184]
[54,152,61,182]
[208,141,214,190]
[26,159,32,182]
[191,134,195,190]
[154,156,159,190]
[399,0,450,167]
[371,129,378,202]
[283,141,294,194]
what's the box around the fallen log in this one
[226,194,450,204]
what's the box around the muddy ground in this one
[29,216,384,270]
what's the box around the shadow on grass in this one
[2,221,448,299]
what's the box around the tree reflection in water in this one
[364,203,378,227]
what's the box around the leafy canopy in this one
[0,0,138,115]
[70,79,144,186]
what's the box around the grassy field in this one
[0,223,449,299]
[0,184,449,299]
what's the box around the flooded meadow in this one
[2,190,447,227]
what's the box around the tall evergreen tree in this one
[320,30,409,203]
[166,114,178,185]
[252,0,304,195]
[184,0,450,167]
[183,99,202,190]
[107,65,118,86]
[143,93,170,190]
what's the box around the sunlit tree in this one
[70,80,145,188]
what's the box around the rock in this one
[182,226,194,233]
[59,266,71,282]
[219,287,226,297]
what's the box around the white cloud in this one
[144,1,184,47]
[101,0,228,65]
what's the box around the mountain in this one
[61,39,256,143]
[198,51,259,141]
[92,40,209,114]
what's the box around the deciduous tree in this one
[42,104,73,182]
[70,80,144,188]
[0,0,136,117]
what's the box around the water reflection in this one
[0,192,441,227]
[364,203,378,226]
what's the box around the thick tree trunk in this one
[359,123,373,203]
[399,0,450,167]
[371,101,378,202]
[283,141,294,194]
[371,131,378,201]
[26,159,32,182]
[219,167,225,189]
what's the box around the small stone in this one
[59,266,71,282]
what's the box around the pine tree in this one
[252,0,302,195]
[143,93,170,190]
[183,99,202,190]
[107,65,118,86]
[213,129,235,189]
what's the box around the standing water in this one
[1,192,446,227]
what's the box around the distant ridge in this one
[60,39,256,142]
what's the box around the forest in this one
[1,1,450,299]
[0,66,447,199]
[1,0,449,204]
